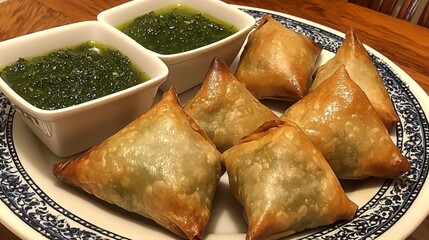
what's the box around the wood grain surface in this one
[0,0,428,239]
[225,0,429,94]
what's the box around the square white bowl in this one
[0,21,169,157]
[97,0,255,94]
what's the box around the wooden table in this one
[0,0,428,239]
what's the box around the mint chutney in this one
[117,4,238,54]
[0,41,149,110]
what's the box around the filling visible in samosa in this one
[184,57,277,152]
[310,28,398,128]
[235,15,321,101]
[283,65,410,179]
[222,119,358,240]
[53,87,223,240]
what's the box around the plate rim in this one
[1,5,429,240]
[234,5,429,240]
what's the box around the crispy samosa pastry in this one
[282,66,410,179]
[222,119,358,240]
[234,15,321,101]
[184,57,277,152]
[310,28,398,128]
[53,87,223,240]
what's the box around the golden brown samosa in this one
[222,119,358,240]
[184,57,277,152]
[235,15,321,101]
[282,66,410,179]
[53,87,223,240]
[310,28,398,128]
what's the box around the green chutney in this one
[118,4,238,54]
[0,41,149,110]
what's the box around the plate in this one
[1,5,429,240]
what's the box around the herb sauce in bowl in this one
[0,41,149,110]
[117,4,238,55]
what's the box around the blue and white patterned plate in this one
[1,6,429,240]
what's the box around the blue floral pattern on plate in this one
[0,7,428,240]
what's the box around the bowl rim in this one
[0,21,169,121]
[97,0,256,63]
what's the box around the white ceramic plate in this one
[1,6,429,240]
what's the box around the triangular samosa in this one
[184,57,277,152]
[53,87,223,240]
[282,66,410,179]
[235,15,321,101]
[310,28,398,128]
[222,119,358,240]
